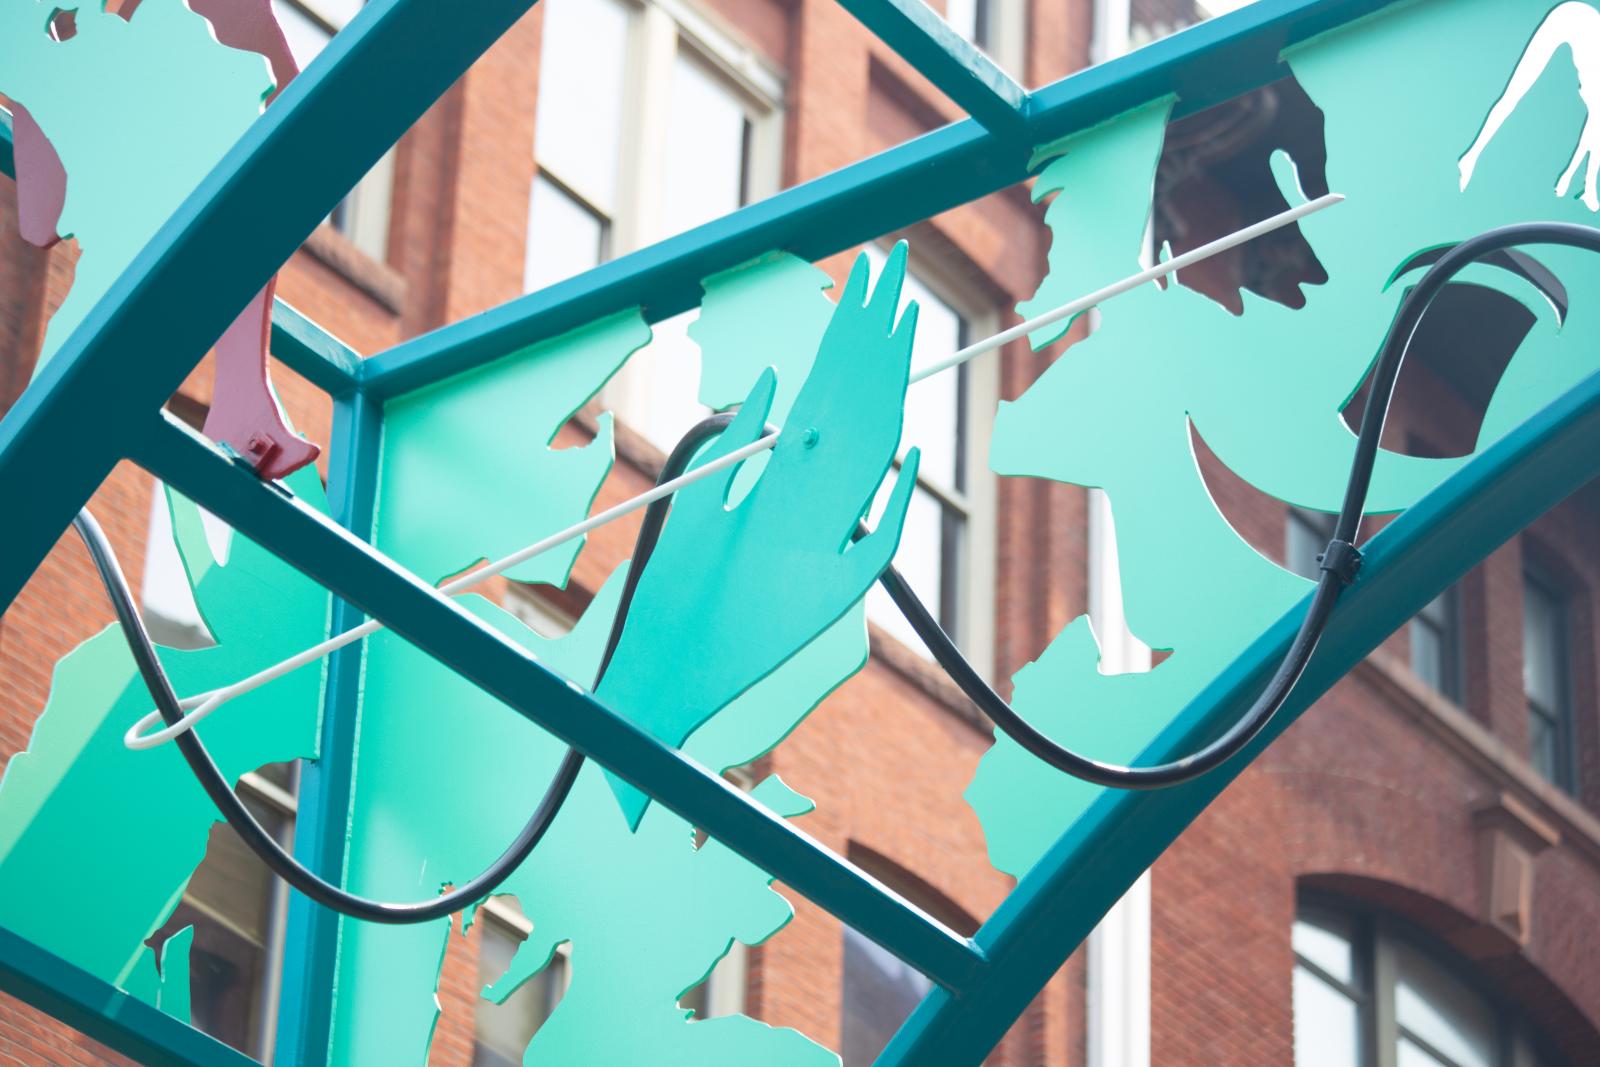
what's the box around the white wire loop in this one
[124,191,1343,751]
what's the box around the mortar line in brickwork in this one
[123,191,1343,750]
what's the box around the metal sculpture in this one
[0,1,1598,1065]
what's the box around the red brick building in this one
[1,1,1598,1065]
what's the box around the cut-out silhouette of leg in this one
[203,283,321,479]
[1460,1,1600,211]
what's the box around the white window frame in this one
[863,244,999,681]
[939,0,1027,77]
[526,0,786,444]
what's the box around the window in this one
[149,763,298,1061]
[141,481,224,649]
[472,898,569,1067]
[859,247,998,672]
[1293,901,1562,1067]
[678,943,748,1020]
[840,845,978,1066]
[272,0,396,259]
[1409,587,1463,704]
[1285,506,1337,581]
[841,925,932,1066]
[526,0,784,452]
[1523,570,1575,792]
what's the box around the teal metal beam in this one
[0,923,258,1067]
[130,414,990,996]
[272,390,382,1065]
[878,366,1600,1064]
[360,0,1400,401]
[269,301,362,396]
[0,0,542,612]
[833,0,1027,137]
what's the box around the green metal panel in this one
[130,416,988,996]
[884,361,1600,1063]
[0,467,330,1008]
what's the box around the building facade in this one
[0,0,1597,1065]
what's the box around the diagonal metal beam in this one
[269,300,362,395]
[0,0,543,611]
[833,0,1027,137]
[130,414,990,997]
[878,367,1600,1063]
[0,924,258,1067]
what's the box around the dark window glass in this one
[1409,586,1463,704]
[841,926,932,1066]
[1523,571,1574,792]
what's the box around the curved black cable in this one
[73,412,736,923]
[78,221,1600,921]
[867,220,1600,789]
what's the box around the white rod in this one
[908,191,1342,385]
[125,191,1343,750]
[125,435,777,749]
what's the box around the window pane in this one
[861,246,968,492]
[141,484,216,649]
[1409,588,1460,702]
[474,911,565,1067]
[273,1,333,67]
[1522,579,1563,709]
[942,0,979,41]
[1397,1038,1452,1067]
[1522,574,1571,789]
[1292,966,1363,1067]
[1285,508,1337,580]
[660,53,749,239]
[866,484,947,652]
[533,0,630,212]
[621,311,712,452]
[151,790,291,1058]
[1529,712,1559,784]
[311,0,364,26]
[1410,618,1444,692]
[841,926,932,1067]
[1394,940,1497,1067]
[524,176,606,292]
[1292,915,1356,986]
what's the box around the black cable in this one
[73,412,736,923]
[79,222,1600,920]
[867,220,1600,788]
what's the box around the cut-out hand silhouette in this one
[596,242,923,828]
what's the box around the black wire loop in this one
[72,221,1600,918]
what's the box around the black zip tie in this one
[1317,539,1363,585]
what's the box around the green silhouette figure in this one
[595,243,922,828]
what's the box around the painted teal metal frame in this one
[1,0,1586,1064]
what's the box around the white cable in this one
[908,192,1343,384]
[125,191,1343,750]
